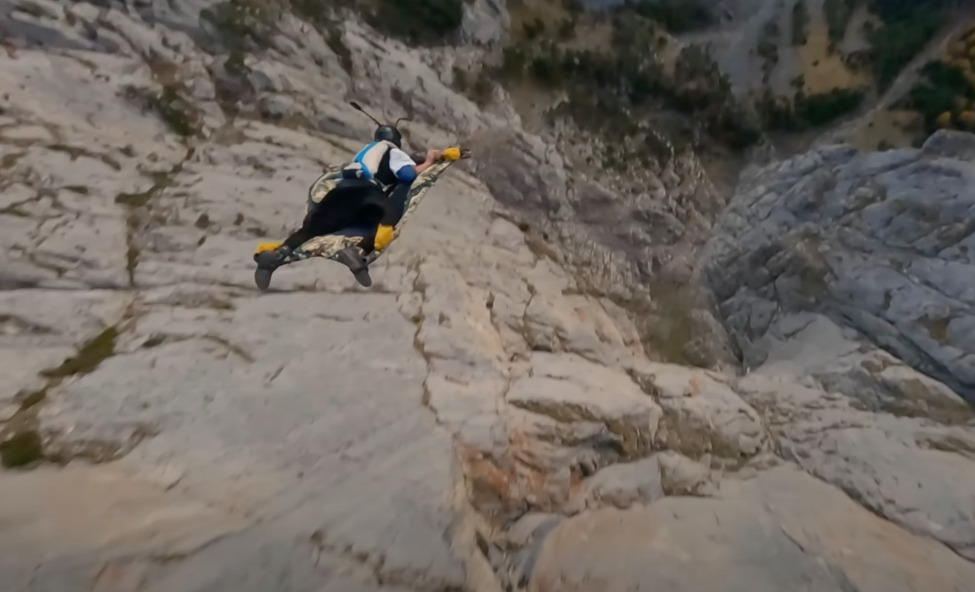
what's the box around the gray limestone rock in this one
[3,3,975,592]
[704,136,975,403]
[527,467,975,592]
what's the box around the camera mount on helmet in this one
[350,101,411,149]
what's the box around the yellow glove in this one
[374,224,395,251]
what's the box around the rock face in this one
[704,131,975,403]
[2,2,975,592]
[528,465,975,592]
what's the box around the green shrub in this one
[366,0,465,46]
[756,90,798,129]
[561,0,584,13]
[905,60,974,128]
[869,12,944,88]
[121,83,202,138]
[792,0,810,45]
[530,55,563,86]
[866,0,959,88]
[200,0,279,51]
[759,87,865,130]
[667,45,762,146]
[501,46,528,78]
[712,102,764,148]
[758,40,779,81]
[152,85,202,137]
[470,71,494,105]
[620,0,714,34]
[795,87,865,125]
[868,0,956,21]
[557,18,576,40]
[496,6,760,150]
[823,0,857,49]
[325,23,354,74]
[758,18,780,81]
[908,82,958,124]
[0,431,43,468]
[452,66,494,105]
[523,17,545,40]
[289,0,337,27]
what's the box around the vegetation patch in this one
[866,0,958,89]
[117,178,167,284]
[325,23,354,75]
[492,9,761,152]
[759,87,866,130]
[39,326,118,380]
[632,287,697,366]
[1,321,127,469]
[121,61,202,140]
[620,0,715,34]
[669,45,763,148]
[792,0,810,45]
[451,66,494,106]
[201,0,280,51]
[199,0,287,96]
[0,430,43,468]
[114,157,188,287]
[289,0,340,27]
[149,85,202,138]
[754,0,959,145]
[304,0,474,47]
[189,0,747,149]
[921,314,950,344]
[363,0,467,46]
[758,19,781,83]
[823,0,858,50]
[1,151,25,171]
[901,29,975,136]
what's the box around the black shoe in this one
[333,247,372,287]
[254,247,291,291]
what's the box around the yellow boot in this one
[373,225,395,251]
[255,241,283,254]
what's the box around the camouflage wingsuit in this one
[278,157,459,267]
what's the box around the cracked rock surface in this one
[2,2,975,592]
[704,132,975,404]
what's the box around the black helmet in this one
[374,125,402,148]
